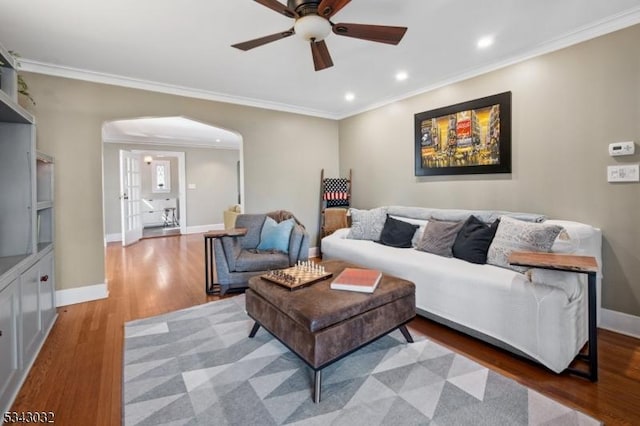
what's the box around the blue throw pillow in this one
[257,217,294,253]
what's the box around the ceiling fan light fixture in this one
[294,15,332,41]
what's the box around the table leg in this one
[567,271,598,381]
[314,370,322,403]
[204,237,220,295]
[587,271,598,381]
[249,322,261,338]
[399,325,414,343]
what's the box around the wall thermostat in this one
[609,141,635,156]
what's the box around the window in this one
[151,160,171,193]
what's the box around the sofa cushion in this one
[347,207,387,240]
[452,216,500,264]
[416,218,464,257]
[487,216,563,272]
[377,214,419,248]
[257,217,295,253]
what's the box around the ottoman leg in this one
[399,325,414,343]
[249,322,261,338]
[314,370,322,403]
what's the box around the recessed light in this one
[345,92,355,102]
[477,36,494,49]
[396,71,408,81]
[216,139,221,142]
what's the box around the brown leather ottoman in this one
[245,259,416,403]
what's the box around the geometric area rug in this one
[123,296,601,426]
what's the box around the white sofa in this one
[321,206,602,373]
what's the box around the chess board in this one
[261,265,333,291]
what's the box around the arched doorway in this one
[101,116,244,245]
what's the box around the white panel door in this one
[120,150,143,246]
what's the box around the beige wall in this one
[339,25,640,316]
[102,143,240,235]
[25,74,339,291]
[22,24,640,316]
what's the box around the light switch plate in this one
[607,164,639,182]
[188,183,196,189]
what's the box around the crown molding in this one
[336,5,640,119]
[19,60,341,120]
[18,5,640,121]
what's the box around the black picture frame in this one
[414,91,512,176]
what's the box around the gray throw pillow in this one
[416,219,464,257]
[347,207,387,241]
[487,216,563,272]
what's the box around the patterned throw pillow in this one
[487,216,563,272]
[415,219,464,257]
[347,207,387,241]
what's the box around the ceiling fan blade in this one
[317,0,351,18]
[310,40,334,71]
[231,28,295,51]
[254,0,298,18]
[332,23,407,45]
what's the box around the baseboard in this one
[600,308,640,339]
[56,282,109,307]
[105,224,223,243]
[186,223,223,234]
[105,233,121,244]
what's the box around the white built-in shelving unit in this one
[0,41,57,415]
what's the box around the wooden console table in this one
[204,228,247,295]
[509,251,599,381]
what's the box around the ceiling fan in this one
[231,0,408,71]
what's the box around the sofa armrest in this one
[288,224,309,265]
[527,268,584,300]
[325,227,350,240]
[218,235,243,271]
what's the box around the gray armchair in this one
[213,213,310,294]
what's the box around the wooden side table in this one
[509,251,599,381]
[204,228,247,295]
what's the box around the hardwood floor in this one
[10,234,640,425]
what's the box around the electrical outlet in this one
[607,165,639,182]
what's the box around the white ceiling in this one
[1,0,640,119]
[103,116,241,149]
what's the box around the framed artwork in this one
[414,91,512,176]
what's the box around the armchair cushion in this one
[235,250,290,272]
[257,217,295,253]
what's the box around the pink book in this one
[330,268,382,293]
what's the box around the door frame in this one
[133,149,187,235]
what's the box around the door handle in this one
[40,275,49,282]
[120,193,129,200]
